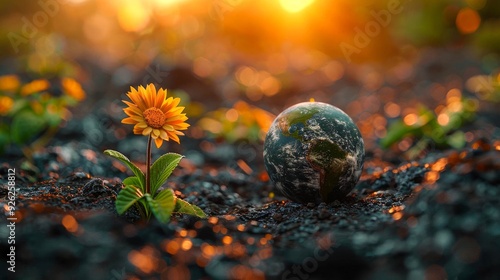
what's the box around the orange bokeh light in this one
[117,0,150,32]
[403,113,418,126]
[62,215,79,233]
[437,113,450,126]
[392,212,403,221]
[128,249,156,274]
[456,8,481,34]
[384,102,401,118]
[181,239,193,251]
[222,235,233,245]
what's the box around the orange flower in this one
[20,79,50,96]
[0,75,20,92]
[0,96,14,115]
[122,84,189,148]
[62,78,86,101]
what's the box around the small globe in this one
[264,102,365,204]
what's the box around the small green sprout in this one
[381,90,477,159]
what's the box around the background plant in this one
[381,90,478,159]
[0,74,85,158]
[196,101,275,143]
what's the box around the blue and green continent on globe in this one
[264,102,364,203]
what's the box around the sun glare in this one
[117,0,150,32]
[279,0,315,13]
[152,0,188,7]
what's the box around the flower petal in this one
[136,122,148,128]
[124,105,142,116]
[160,129,168,140]
[127,86,148,110]
[155,88,166,108]
[147,84,157,107]
[152,129,160,137]
[121,84,189,144]
[154,137,163,148]
[142,127,152,136]
[162,124,174,131]
[133,123,146,133]
[170,133,180,144]
[122,117,138,124]
[161,97,180,112]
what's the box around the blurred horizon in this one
[1,0,499,152]
[2,0,499,72]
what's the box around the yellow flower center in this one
[143,107,166,128]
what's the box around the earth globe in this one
[264,102,365,204]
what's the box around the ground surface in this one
[1,48,500,280]
[1,136,499,280]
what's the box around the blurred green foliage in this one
[381,93,477,158]
[196,101,275,143]
[0,75,85,158]
[466,72,500,102]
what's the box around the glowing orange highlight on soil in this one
[62,215,78,233]
[431,158,448,172]
[237,159,253,175]
[222,236,233,245]
[165,240,180,255]
[181,239,193,251]
[392,212,403,221]
[128,250,156,274]
[201,243,216,258]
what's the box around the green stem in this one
[22,126,59,162]
[32,126,59,153]
[136,203,146,220]
[405,137,430,160]
[146,135,152,195]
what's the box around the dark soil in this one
[1,138,499,280]
[1,48,500,280]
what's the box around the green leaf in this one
[145,189,175,223]
[11,110,47,144]
[121,177,149,217]
[150,153,183,195]
[116,185,144,215]
[138,198,150,218]
[174,197,207,218]
[380,120,416,148]
[123,176,143,188]
[104,149,145,191]
[446,131,466,149]
[44,107,63,128]
[0,126,10,154]
[8,99,28,116]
